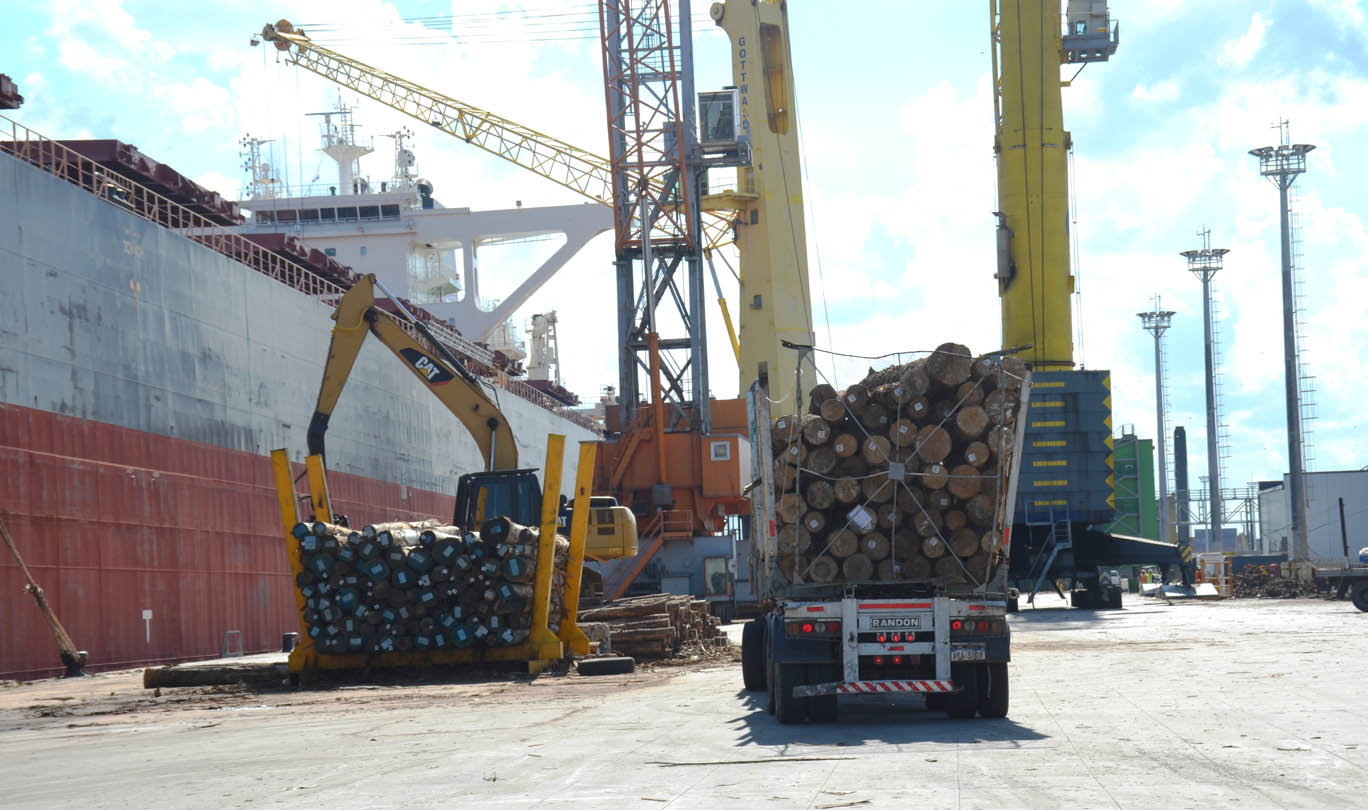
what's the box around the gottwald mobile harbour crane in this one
[992,0,1193,608]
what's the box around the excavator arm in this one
[308,274,518,472]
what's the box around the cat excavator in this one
[306,273,638,560]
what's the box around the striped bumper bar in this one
[792,679,956,698]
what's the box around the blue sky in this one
[5,0,1367,508]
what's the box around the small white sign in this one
[142,609,153,643]
[848,505,876,533]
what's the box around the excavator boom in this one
[309,274,518,472]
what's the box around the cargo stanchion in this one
[558,442,597,655]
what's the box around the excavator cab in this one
[453,469,543,529]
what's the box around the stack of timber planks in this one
[769,343,1025,587]
[292,516,569,654]
[578,594,727,659]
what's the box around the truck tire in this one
[577,656,635,676]
[807,664,838,723]
[946,663,979,719]
[741,619,766,691]
[774,664,805,724]
[765,625,777,715]
[976,662,1009,718]
[1351,580,1368,612]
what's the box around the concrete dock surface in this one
[2,594,1363,809]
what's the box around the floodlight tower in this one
[1249,127,1315,568]
[1182,234,1228,552]
[1138,300,1175,544]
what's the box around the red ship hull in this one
[0,402,453,680]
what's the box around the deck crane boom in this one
[255,20,739,257]
[259,20,611,211]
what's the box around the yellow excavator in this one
[307,273,637,559]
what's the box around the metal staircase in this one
[601,510,694,602]
[1026,516,1073,604]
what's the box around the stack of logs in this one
[292,516,569,654]
[578,594,728,659]
[770,343,1025,586]
[1232,564,1315,599]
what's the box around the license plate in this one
[870,616,921,629]
[951,645,986,662]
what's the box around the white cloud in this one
[1309,0,1366,30]
[1220,12,1271,68]
[1131,78,1178,102]
[156,77,234,134]
[45,0,176,89]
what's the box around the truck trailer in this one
[739,345,1030,723]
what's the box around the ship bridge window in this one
[337,207,358,221]
[255,211,275,224]
[359,205,380,220]
[276,209,297,223]
[381,204,401,219]
[324,248,337,257]
[299,208,319,223]
[320,208,336,222]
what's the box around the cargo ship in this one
[0,99,602,680]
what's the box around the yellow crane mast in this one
[991,0,1115,370]
[710,0,816,410]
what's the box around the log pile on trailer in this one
[292,516,569,653]
[768,343,1025,587]
[579,594,728,658]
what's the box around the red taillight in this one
[978,620,988,632]
[951,620,963,631]
[892,656,904,665]
[802,622,814,634]
[877,633,886,643]
[874,656,885,666]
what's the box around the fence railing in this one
[1,113,599,434]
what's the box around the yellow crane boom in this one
[257,19,742,369]
[256,20,740,255]
[260,20,612,208]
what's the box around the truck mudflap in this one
[793,679,958,698]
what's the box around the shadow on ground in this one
[727,688,1050,749]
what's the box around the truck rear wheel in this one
[1351,580,1368,612]
[774,664,805,724]
[764,623,777,715]
[976,662,1009,718]
[741,619,766,691]
[946,663,979,719]
[807,664,838,723]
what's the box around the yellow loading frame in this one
[270,435,596,676]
